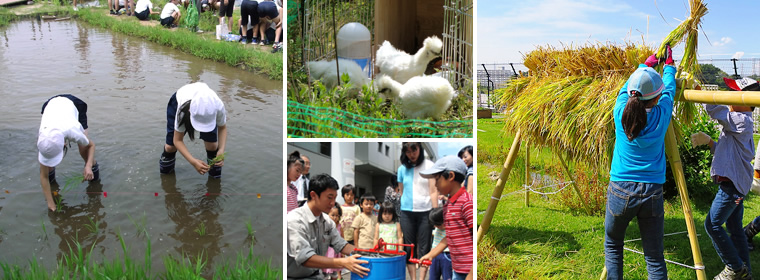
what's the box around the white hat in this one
[38,129,65,167]
[186,83,223,133]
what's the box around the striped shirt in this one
[287,183,298,213]
[444,187,473,274]
[432,228,449,253]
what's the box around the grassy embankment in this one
[477,116,760,279]
[0,2,282,80]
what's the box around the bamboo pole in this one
[600,267,607,280]
[664,121,706,280]
[556,151,588,211]
[525,142,530,207]
[477,130,522,243]
[681,90,760,106]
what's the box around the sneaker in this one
[109,10,116,15]
[159,155,176,174]
[73,6,79,11]
[241,40,247,45]
[714,265,751,280]
[251,37,259,44]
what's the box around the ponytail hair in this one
[621,91,648,141]
[178,100,196,141]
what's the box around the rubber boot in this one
[90,162,100,181]
[48,167,56,184]
[745,217,760,251]
[159,150,176,174]
[207,149,221,179]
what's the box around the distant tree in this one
[697,63,730,90]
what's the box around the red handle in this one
[409,258,432,266]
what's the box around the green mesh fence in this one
[287,101,473,138]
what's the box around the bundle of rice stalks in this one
[497,0,707,169]
[499,43,653,168]
[657,0,708,124]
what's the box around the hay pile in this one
[497,0,707,168]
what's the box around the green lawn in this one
[477,116,760,279]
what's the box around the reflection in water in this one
[48,181,107,261]
[75,23,91,75]
[161,174,225,277]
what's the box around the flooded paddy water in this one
[0,19,282,276]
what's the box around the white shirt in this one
[160,2,180,19]
[135,0,153,13]
[173,83,227,132]
[39,97,89,147]
[294,174,309,201]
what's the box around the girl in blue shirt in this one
[605,46,676,280]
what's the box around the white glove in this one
[690,132,712,148]
[752,177,760,195]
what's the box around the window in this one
[385,145,389,156]
[378,142,383,153]
[319,142,331,156]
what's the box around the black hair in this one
[331,203,343,218]
[400,142,425,168]
[178,100,196,141]
[458,145,473,160]
[378,201,397,223]
[359,194,376,207]
[438,170,465,183]
[307,174,339,201]
[429,207,444,226]
[341,184,355,198]
[287,150,303,168]
[621,91,653,141]
[389,175,398,188]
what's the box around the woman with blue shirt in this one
[397,142,437,280]
[605,46,675,280]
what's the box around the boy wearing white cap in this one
[417,156,473,280]
[38,94,99,211]
[160,82,227,178]
[692,77,758,280]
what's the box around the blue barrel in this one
[351,254,405,280]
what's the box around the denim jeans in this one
[451,270,467,280]
[704,180,751,273]
[604,181,667,280]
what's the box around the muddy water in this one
[0,19,283,275]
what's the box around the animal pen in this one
[475,1,760,279]
[287,0,474,138]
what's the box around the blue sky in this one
[478,0,760,64]
[437,142,473,158]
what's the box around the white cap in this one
[183,83,223,133]
[38,129,65,167]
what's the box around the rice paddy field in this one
[0,14,282,278]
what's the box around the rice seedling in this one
[38,218,48,240]
[194,222,206,237]
[246,220,256,244]
[208,152,227,166]
[127,212,148,237]
[83,217,101,235]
